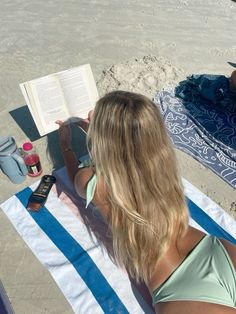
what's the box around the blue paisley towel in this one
[154,74,236,188]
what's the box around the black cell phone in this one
[27,175,56,211]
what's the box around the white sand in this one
[97,55,184,98]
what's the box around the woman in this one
[57,91,236,313]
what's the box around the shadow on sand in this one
[9,105,41,142]
[9,106,88,171]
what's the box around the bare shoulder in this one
[219,238,236,270]
[74,167,109,217]
[74,167,94,199]
[155,301,236,314]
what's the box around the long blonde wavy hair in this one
[87,91,189,283]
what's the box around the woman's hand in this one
[56,110,93,148]
[76,110,94,133]
[55,120,72,151]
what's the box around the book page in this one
[20,83,45,136]
[29,75,70,135]
[58,64,99,119]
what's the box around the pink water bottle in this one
[22,142,42,177]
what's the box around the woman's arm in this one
[56,118,94,198]
[56,120,80,183]
[56,114,109,216]
[56,111,94,183]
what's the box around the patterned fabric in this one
[154,76,236,188]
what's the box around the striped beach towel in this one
[1,167,236,313]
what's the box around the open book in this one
[20,64,99,136]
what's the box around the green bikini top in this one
[78,158,97,208]
[152,235,236,308]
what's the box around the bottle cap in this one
[22,142,33,151]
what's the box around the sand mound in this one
[97,55,184,99]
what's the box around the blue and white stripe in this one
[183,178,236,244]
[1,177,235,313]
